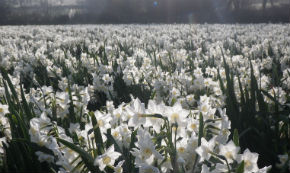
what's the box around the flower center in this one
[37,140,45,147]
[143,148,152,157]
[191,141,197,148]
[60,99,65,104]
[30,127,38,135]
[201,105,208,112]
[178,147,185,153]
[244,160,252,169]
[125,136,131,143]
[190,123,197,130]
[143,168,155,173]
[102,156,111,165]
[172,126,178,132]
[115,113,121,118]
[68,148,74,155]
[222,129,229,136]
[122,127,128,133]
[112,131,119,138]
[171,113,179,121]
[205,147,211,154]
[115,167,122,173]
[225,151,233,159]
[172,91,177,96]
[98,120,104,127]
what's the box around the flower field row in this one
[0,24,289,173]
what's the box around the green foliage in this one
[233,129,239,147]
[0,67,53,172]
[236,161,244,173]
[218,56,290,172]
[57,138,98,172]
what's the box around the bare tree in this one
[0,0,11,24]
[240,0,251,9]
[227,0,240,10]
[263,0,274,11]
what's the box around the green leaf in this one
[205,124,221,131]
[261,89,283,107]
[105,131,122,153]
[71,158,84,173]
[20,84,35,121]
[237,75,245,106]
[171,97,177,106]
[89,112,104,155]
[130,129,138,149]
[198,112,204,146]
[3,80,29,140]
[233,129,239,146]
[140,113,164,119]
[57,138,97,172]
[67,78,76,123]
[0,67,20,103]
[249,61,256,108]
[236,160,244,173]
[217,69,225,94]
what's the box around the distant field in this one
[0,24,289,173]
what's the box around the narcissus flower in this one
[237,149,259,173]
[165,102,189,126]
[195,137,216,162]
[276,154,288,168]
[131,129,163,165]
[35,151,54,163]
[127,98,147,128]
[114,160,125,173]
[94,145,121,171]
[0,104,9,116]
[138,163,160,173]
[219,140,240,163]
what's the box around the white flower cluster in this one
[0,24,289,172]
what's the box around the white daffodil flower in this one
[195,137,216,163]
[94,145,121,171]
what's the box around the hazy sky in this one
[13,0,80,7]
[12,0,289,8]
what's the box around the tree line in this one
[0,0,289,24]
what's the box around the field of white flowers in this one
[0,24,289,173]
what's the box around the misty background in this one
[0,0,289,24]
